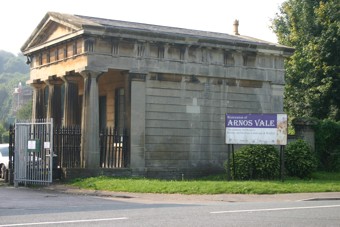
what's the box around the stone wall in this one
[142,72,284,178]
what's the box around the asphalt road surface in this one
[1,184,340,226]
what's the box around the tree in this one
[0,50,30,124]
[272,0,340,120]
[0,50,15,72]
[3,55,29,74]
[16,101,32,120]
[0,124,5,143]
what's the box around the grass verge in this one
[69,171,340,195]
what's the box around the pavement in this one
[2,180,340,204]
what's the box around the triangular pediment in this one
[31,21,77,47]
[21,12,87,53]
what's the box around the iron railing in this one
[100,128,129,168]
[10,125,129,170]
[54,126,81,168]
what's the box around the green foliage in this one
[314,119,340,171]
[1,131,9,143]
[0,51,14,72]
[0,74,29,122]
[0,124,5,143]
[0,51,28,74]
[285,139,317,178]
[272,0,340,121]
[225,145,280,180]
[0,50,30,123]
[16,101,32,120]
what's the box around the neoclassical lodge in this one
[21,12,293,178]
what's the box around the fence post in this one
[8,125,15,184]
[292,118,317,151]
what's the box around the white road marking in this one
[0,217,128,227]
[210,204,340,214]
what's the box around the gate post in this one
[292,118,317,151]
[8,125,15,185]
[129,73,146,174]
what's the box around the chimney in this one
[233,19,240,35]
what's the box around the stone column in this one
[62,75,81,126]
[30,81,46,120]
[129,73,146,174]
[79,70,103,168]
[45,77,63,126]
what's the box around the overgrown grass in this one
[69,171,340,195]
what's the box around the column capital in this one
[79,70,104,80]
[45,76,63,86]
[62,74,82,84]
[30,80,46,90]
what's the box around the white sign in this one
[27,140,36,150]
[44,142,50,149]
[225,113,288,145]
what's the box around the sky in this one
[0,0,285,55]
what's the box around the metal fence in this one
[54,126,81,168]
[9,124,129,177]
[100,128,129,168]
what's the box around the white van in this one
[0,144,9,179]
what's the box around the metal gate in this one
[14,119,53,186]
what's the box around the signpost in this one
[225,113,288,181]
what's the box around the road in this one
[0,184,340,226]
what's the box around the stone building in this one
[21,12,293,178]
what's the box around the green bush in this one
[285,139,317,179]
[1,131,9,143]
[314,119,340,171]
[224,145,280,180]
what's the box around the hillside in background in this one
[0,50,30,125]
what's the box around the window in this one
[112,40,118,55]
[46,51,50,63]
[224,51,234,66]
[55,48,59,61]
[180,46,186,61]
[64,45,68,58]
[38,53,43,65]
[242,52,256,67]
[158,45,164,59]
[137,42,145,57]
[85,39,94,52]
[73,41,77,55]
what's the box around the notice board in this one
[225,113,288,145]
